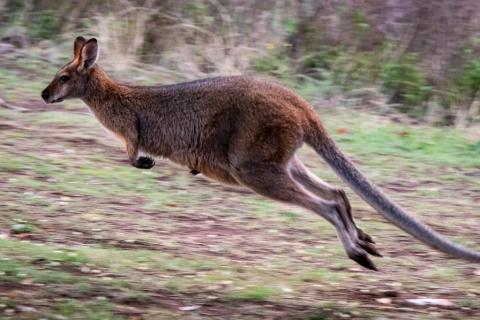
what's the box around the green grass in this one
[0,68,47,100]
[227,285,276,302]
[327,112,480,168]
[299,269,344,283]
[56,299,123,320]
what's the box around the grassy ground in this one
[0,52,479,319]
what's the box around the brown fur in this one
[41,37,480,271]
[83,67,313,183]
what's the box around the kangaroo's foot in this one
[335,189,381,257]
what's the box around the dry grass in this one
[88,1,283,79]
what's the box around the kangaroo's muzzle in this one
[41,89,50,103]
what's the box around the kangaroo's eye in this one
[59,75,70,82]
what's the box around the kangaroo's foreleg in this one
[289,157,378,252]
[116,117,155,169]
[231,161,378,270]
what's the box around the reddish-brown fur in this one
[41,37,480,271]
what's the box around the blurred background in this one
[0,1,479,319]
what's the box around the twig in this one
[0,98,28,112]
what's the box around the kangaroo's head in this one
[41,36,99,104]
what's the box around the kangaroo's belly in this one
[167,151,238,185]
[197,162,238,185]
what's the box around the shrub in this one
[252,47,293,81]
[456,59,480,100]
[380,54,432,113]
[28,10,58,40]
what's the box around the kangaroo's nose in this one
[41,90,49,102]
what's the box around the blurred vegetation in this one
[1,0,480,126]
[379,53,432,114]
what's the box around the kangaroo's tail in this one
[305,119,480,262]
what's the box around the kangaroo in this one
[41,36,480,270]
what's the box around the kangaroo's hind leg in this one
[231,160,378,270]
[289,156,380,256]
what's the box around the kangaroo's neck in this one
[81,66,128,110]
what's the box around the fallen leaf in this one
[376,298,392,304]
[15,233,33,240]
[397,130,410,137]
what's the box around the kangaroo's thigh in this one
[230,118,303,166]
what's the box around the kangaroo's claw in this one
[358,228,375,244]
[358,240,382,257]
[348,249,378,271]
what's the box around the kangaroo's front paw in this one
[133,156,155,169]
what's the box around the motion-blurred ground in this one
[0,45,479,319]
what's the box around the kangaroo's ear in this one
[79,38,99,71]
[73,36,86,58]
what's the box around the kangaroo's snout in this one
[41,89,50,103]
[41,87,64,104]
